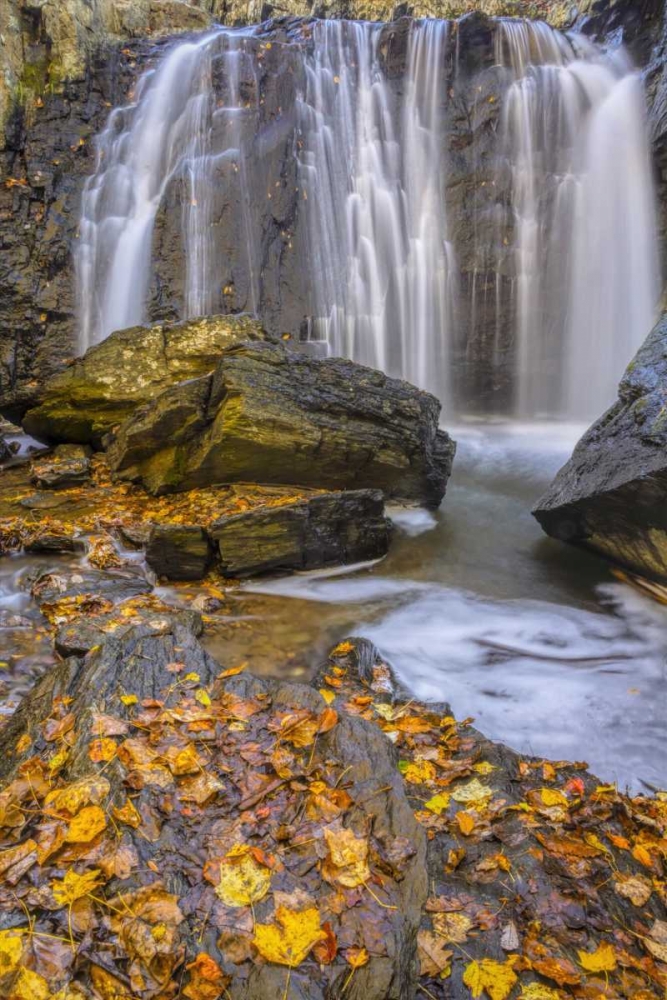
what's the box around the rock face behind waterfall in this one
[106,340,455,506]
[22,314,267,446]
[533,314,667,581]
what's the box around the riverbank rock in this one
[534,314,667,581]
[107,340,456,505]
[211,489,390,577]
[21,314,267,446]
[0,619,428,1000]
[0,616,664,1000]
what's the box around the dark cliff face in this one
[0,41,152,422]
[2,2,667,420]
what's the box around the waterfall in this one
[74,16,659,422]
[496,20,659,420]
[297,19,456,399]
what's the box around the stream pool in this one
[202,423,667,793]
[1,423,665,791]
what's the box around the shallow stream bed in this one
[1,423,665,791]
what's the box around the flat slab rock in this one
[106,340,456,506]
[145,489,391,580]
[22,314,267,447]
[534,314,667,580]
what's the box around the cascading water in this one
[496,21,659,419]
[297,19,456,398]
[76,28,259,352]
[74,16,659,420]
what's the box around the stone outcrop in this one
[145,524,215,580]
[533,313,667,581]
[21,314,267,444]
[106,340,456,505]
[30,443,91,488]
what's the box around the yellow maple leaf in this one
[0,928,23,976]
[433,911,473,944]
[577,941,617,973]
[319,688,336,705]
[214,848,271,907]
[463,957,518,1000]
[65,805,107,843]
[254,906,324,967]
[120,693,138,706]
[331,641,354,656]
[88,738,117,763]
[195,688,212,708]
[52,868,103,906]
[46,777,109,816]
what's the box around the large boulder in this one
[533,314,667,581]
[106,340,456,505]
[21,314,267,446]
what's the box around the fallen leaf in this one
[52,868,103,906]
[577,941,617,973]
[183,952,230,1000]
[254,906,324,967]
[424,792,450,815]
[65,805,107,843]
[403,759,437,784]
[418,930,452,977]
[519,986,563,1000]
[456,811,476,836]
[432,911,472,944]
[9,967,51,1000]
[0,929,23,976]
[645,919,667,963]
[345,946,369,968]
[214,848,271,908]
[463,957,518,1000]
[322,823,371,888]
[613,873,652,907]
[451,779,493,806]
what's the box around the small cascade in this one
[297,19,455,399]
[496,20,659,419]
[76,28,259,352]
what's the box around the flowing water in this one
[74,16,659,418]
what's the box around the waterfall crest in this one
[75,17,659,422]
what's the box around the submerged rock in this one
[211,489,391,577]
[107,340,456,506]
[22,314,267,446]
[534,314,667,581]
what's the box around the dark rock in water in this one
[107,340,456,506]
[30,443,92,489]
[211,489,391,577]
[24,531,86,555]
[22,314,267,446]
[533,314,667,581]
[145,524,214,581]
[30,565,151,610]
